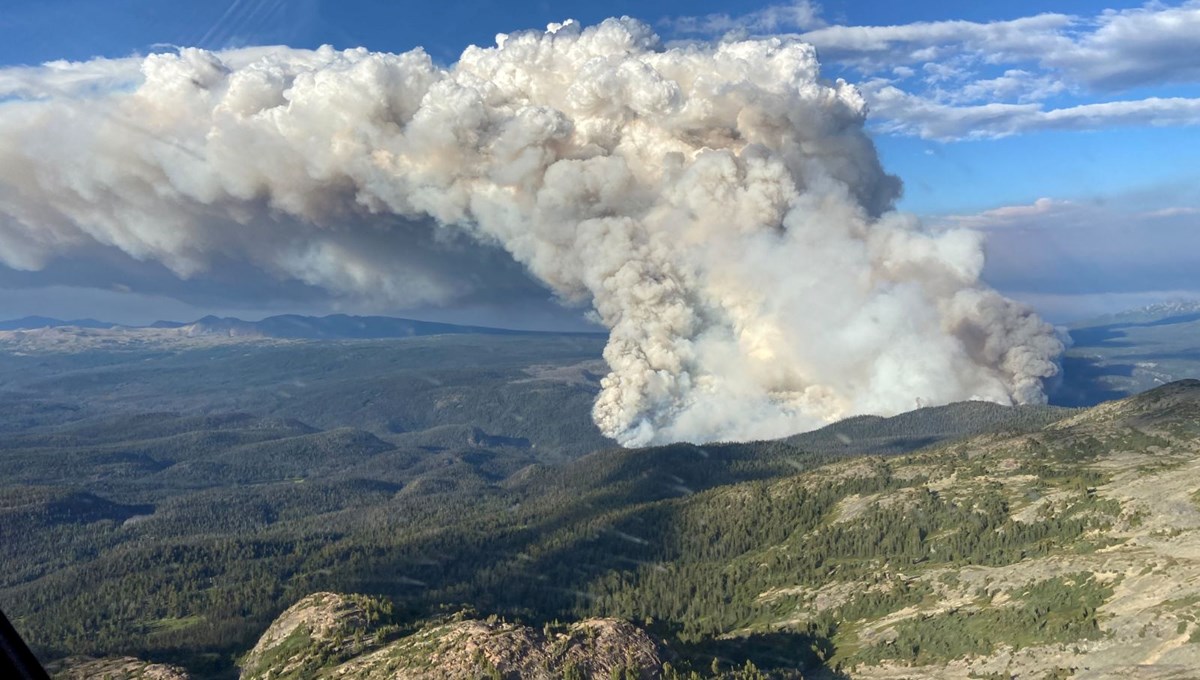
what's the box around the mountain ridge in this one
[0,316,113,331]
[0,313,602,339]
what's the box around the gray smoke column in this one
[0,19,1063,445]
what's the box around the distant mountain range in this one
[0,313,596,339]
[1068,299,1200,327]
[4,300,1198,408]
[1057,299,1200,407]
[0,315,113,331]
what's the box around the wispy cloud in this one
[1144,206,1200,218]
[863,84,1200,140]
[662,1,824,36]
[798,14,1075,70]
[1048,1,1200,90]
[797,2,1200,92]
[945,70,1067,106]
[663,1,1200,140]
[938,198,1074,229]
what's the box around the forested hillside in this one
[3,333,1199,678]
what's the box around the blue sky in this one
[0,0,1197,324]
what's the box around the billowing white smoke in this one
[0,18,1063,445]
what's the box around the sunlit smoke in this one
[0,19,1063,445]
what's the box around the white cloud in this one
[922,61,968,84]
[663,1,824,36]
[1048,1,1200,90]
[949,70,1067,105]
[863,80,1200,140]
[664,2,1200,139]
[797,14,1075,69]
[796,3,1200,92]
[939,198,1074,229]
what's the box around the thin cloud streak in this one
[863,85,1200,140]
[662,1,824,36]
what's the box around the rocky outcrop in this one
[240,592,384,680]
[329,617,662,679]
[48,656,191,679]
[239,592,663,679]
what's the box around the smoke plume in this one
[0,19,1063,445]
